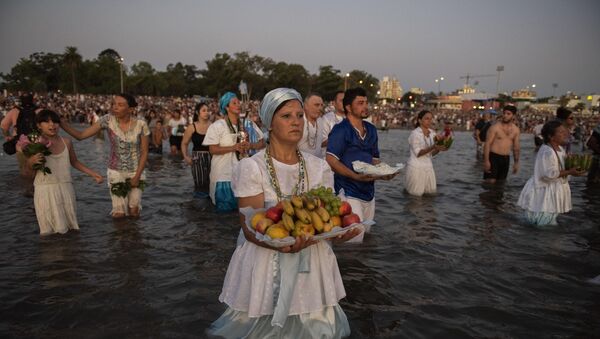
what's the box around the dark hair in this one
[556,107,572,121]
[35,109,60,124]
[342,87,367,113]
[193,102,208,122]
[117,93,137,108]
[541,120,563,144]
[20,93,35,108]
[503,104,517,114]
[415,110,432,127]
[334,90,345,99]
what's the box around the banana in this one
[294,220,315,237]
[282,200,295,216]
[310,211,324,233]
[316,206,330,222]
[312,196,322,209]
[291,195,304,208]
[303,197,316,211]
[322,220,333,233]
[294,207,311,224]
[281,213,295,231]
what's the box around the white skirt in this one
[404,164,436,196]
[517,178,572,214]
[34,182,79,235]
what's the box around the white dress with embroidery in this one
[207,150,350,338]
[34,138,79,235]
[404,127,437,196]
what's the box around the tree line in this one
[0,47,379,101]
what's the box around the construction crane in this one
[460,73,495,86]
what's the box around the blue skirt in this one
[215,181,238,213]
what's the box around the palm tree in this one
[63,46,82,93]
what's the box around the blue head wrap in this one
[219,92,237,115]
[259,88,303,130]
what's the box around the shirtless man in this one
[483,104,520,184]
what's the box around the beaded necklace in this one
[265,146,308,201]
[306,119,318,148]
[226,115,242,160]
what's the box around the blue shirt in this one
[326,119,380,201]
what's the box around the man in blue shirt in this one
[326,87,396,243]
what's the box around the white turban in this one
[259,88,303,130]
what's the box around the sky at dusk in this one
[1,0,599,97]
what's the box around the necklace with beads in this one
[306,119,318,148]
[264,146,308,201]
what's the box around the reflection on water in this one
[1,128,599,338]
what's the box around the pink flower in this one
[16,134,31,149]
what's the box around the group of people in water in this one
[2,86,600,337]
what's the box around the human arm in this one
[181,124,194,165]
[512,127,521,174]
[325,153,375,182]
[60,117,102,141]
[66,138,103,183]
[130,124,149,188]
[1,109,18,140]
[483,125,496,172]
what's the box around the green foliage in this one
[0,47,380,100]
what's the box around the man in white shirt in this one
[320,91,345,150]
[298,93,325,158]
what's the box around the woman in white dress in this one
[24,110,103,235]
[207,88,360,338]
[518,120,586,226]
[404,110,447,196]
[203,92,264,212]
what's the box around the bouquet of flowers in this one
[565,154,592,171]
[16,131,52,175]
[110,179,147,198]
[435,134,454,149]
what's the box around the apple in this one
[338,201,352,216]
[265,206,284,223]
[342,213,360,228]
[255,218,274,234]
[250,212,266,230]
[330,215,342,228]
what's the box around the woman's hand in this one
[278,236,318,253]
[567,167,587,177]
[92,173,104,184]
[331,227,362,244]
[434,144,448,152]
[130,176,140,188]
[183,156,193,165]
[28,153,45,167]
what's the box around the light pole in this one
[119,57,124,93]
[344,73,350,91]
[496,65,504,95]
[435,77,444,95]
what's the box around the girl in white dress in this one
[207,88,360,338]
[404,110,447,196]
[25,110,103,235]
[517,121,586,226]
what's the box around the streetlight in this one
[119,57,124,93]
[344,73,350,91]
[435,77,444,94]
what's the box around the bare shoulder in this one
[62,136,73,147]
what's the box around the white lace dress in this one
[34,138,79,235]
[405,127,437,196]
[207,150,351,338]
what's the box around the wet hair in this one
[35,109,60,124]
[556,107,572,121]
[415,110,432,127]
[342,87,367,114]
[117,93,138,108]
[541,120,563,144]
[193,102,208,122]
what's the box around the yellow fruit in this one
[282,200,295,216]
[310,211,324,233]
[322,220,333,233]
[294,208,311,224]
[293,220,314,237]
[316,206,330,222]
[281,213,295,231]
[250,212,266,230]
[330,215,342,228]
[266,225,290,239]
[291,195,304,208]
[303,197,316,210]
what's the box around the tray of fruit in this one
[241,186,368,248]
[352,161,404,176]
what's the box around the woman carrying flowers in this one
[22,110,103,235]
[60,94,149,218]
